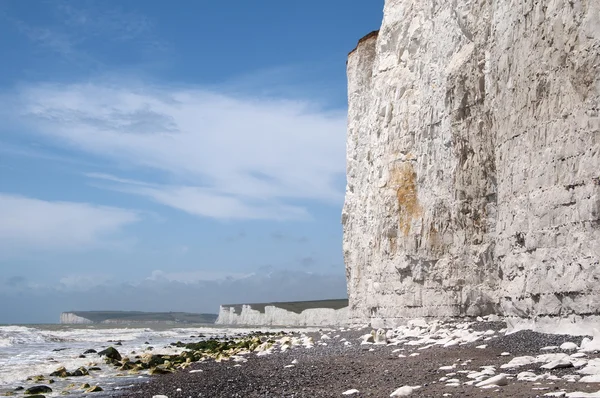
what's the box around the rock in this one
[390,386,420,396]
[561,342,579,351]
[70,367,89,377]
[24,386,52,395]
[152,396,169,398]
[541,359,573,370]
[149,366,173,375]
[49,367,69,377]
[98,347,121,361]
[580,375,600,383]
[84,386,103,393]
[342,389,360,395]
[475,374,508,387]
[501,356,537,369]
[83,349,96,354]
[374,328,388,344]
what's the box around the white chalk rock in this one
[517,371,539,381]
[541,359,574,370]
[439,365,456,371]
[390,385,420,396]
[544,393,566,397]
[580,375,600,383]
[475,374,508,387]
[374,328,388,344]
[153,396,169,398]
[542,346,560,351]
[561,342,579,351]
[566,391,600,398]
[501,356,537,369]
[342,389,360,395]
[500,352,511,356]
[580,330,600,353]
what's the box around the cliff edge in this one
[344,0,600,329]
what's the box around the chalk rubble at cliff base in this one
[121,318,600,398]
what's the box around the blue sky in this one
[0,0,383,323]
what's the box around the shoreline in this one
[119,320,600,398]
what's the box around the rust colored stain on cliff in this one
[389,163,422,236]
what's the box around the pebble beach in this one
[119,318,600,398]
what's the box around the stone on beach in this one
[342,389,360,395]
[25,386,52,395]
[390,385,420,396]
[541,359,574,370]
[475,374,508,387]
[561,342,579,351]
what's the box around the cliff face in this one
[60,313,94,324]
[344,0,600,327]
[216,305,349,327]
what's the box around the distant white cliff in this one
[60,312,93,324]
[215,300,349,327]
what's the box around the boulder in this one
[70,367,89,377]
[98,347,121,361]
[85,386,103,393]
[49,367,69,378]
[25,386,52,395]
[83,349,97,354]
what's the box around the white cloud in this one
[7,82,347,220]
[0,193,139,251]
[147,269,251,283]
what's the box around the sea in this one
[0,323,287,397]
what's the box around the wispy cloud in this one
[4,81,347,220]
[6,1,165,68]
[0,193,140,252]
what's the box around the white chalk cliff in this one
[216,305,349,327]
[343,0,600,327]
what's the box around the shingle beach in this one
[120,319,600,398]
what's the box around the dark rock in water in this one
[118,361,137,371]
[14,387,24,391]
[25,385,52,394]
[50,367,69,378]
[52,348,67,352]
[97,347,121,361]
[80,383,90,389]
[83,349,96,354]
[144,341,150,345]
[70,367,89,377]
[84,386,103,393]
[114,341,122,346]
[149,366,173,375]
[78,355,86,359]
[88,367,102,371]
[25,395,46,398]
